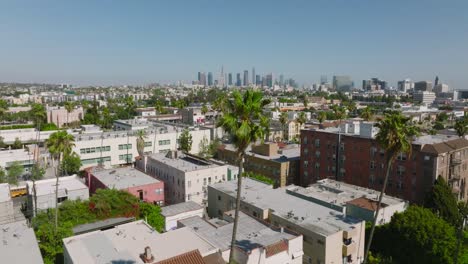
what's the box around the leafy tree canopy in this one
[424,177,462,227]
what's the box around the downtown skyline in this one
[0,1,467,88]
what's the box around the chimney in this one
[140,246,154,263]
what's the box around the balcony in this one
[451,158,462,166]
[342,241,356,256]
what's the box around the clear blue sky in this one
[1,0,467,88]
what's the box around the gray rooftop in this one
[223,143,300,161]
[72,217,135,235]
[92,167,160,190]
[161,201,203,217]
[148,151,223,172]
[211,178,363,236]
[63,220,218,263]
[179,213,297,252]
[0,221,44,264]
[287,179,406,210]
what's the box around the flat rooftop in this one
[0,183,11,203]
[222,143,300,161]
[161,201,203,217]
[148,151,222,172]
[91,167,160,190]
[0,221,43,264]
[211,178,363,236]
[63,220,217,263]
[286,179,406,210]
[180,213,297,252]
[28,175,87,196]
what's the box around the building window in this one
[304,161,309,168]
[57,197,68,203]
[315,151,320,158]
[144,141,152,147]
[370,161,375,169]
[218,195,221,201]
[187,180,191,188]
[118,144,132,150]
[424,155,430,161]
[315,139,320,147]
[158,140,171,146]
[119,154,133,162]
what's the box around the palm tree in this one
[279,112,289,142]
[30,163,45,216]
[64,101,74,128]
[217,89,270,263]
[30,103,47,130]
[317,111,327,124]
[363,112,419,264]
[136,130,147,157]
[360,106,374,121]
[454,119,467,138]
[296,112,307,127]
[46,130,75,230]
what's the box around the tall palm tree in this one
[363,112,419,264]
[64,101,74,128]
[136,129,147,157]
[46,130,75,231]
[296,112,307,127]
[279,112,289,142]
[217,89,270,263]
[360,106,374,121]
[317,111,327,124]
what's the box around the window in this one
[315,139,320,147]
[424,155,430,161]
[119,154,133,162]
[304,161,309,168]
[144,141,152,147]
[187,180,191,188]
[315,151,320,158]
[303,137,308,144]
[118,144,132,150]
[57,197,68,203]
[155,189,163,195]
[218,195,222,201]
[158,140,171,146]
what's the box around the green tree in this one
[454,119,467,138]
[364,112,419,264]
[198,135,210,158]
[7,161,24,185]
[434,121,445,130]
[374,206,456,264]
[139,202,164,232]
[317,111,327,124]
[217,89,270,263]
[135,129,147,156]
[29,103,47,129]
[89,189,140,219]
[29,163,45,216]
[437,112,449,123]
[179,129,193,152]
[46,130,75,230]
[425,177,462,227]
[279,111,288,141]
[296,112,307,127]
[0,166,6,183]
[11,137,22,149]
[0,99,8,121]
[64,101,74,127]
[360,106,374,121]
[201,104,209,115]
[61,152,82,175]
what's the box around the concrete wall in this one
[165,208,204,231]
[127,183,164,204]
[31,187,89,213]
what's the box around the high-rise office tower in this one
[236,73,241,86]
[435,76,439,87]
[266,73,273,88]
[279,74,284,87]
[398,79,413,93]
[362,78,387,91]
[252,67,255,85]
[218,66,225,87]
[243,70,249,86]
[207,72,213,86]
[198,72,207,86]
[255,75,261,86]
[228,73,233,86]
[320,75,328,85]
[332,75,353,91]
[414,81,433,92]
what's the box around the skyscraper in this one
[255,75,261,86]
[207,72,213,86]
[362,78,387,91]
[414,81,433,92]
[279,74,284,87]
[198,72,206,86]
[320,75,328,85]
[218,66,225,87]
[236,73,241,86]
[243,70,249,86]
[252,67,255,86]
[266,73,273,88]
[397,79,413,93]
[332,75,353,91]
[228,73,233,86]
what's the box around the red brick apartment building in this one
[300,121,468,203]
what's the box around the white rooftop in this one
[287,179,406,209]
[27,175,87,196]
[91,167,160,190]
[0,148,34,167]
[63,220,217,263]
[180,213,298,252]
[0,183,11,203]
[161,201,203,217]
[0,221,43,264]
[148,151,222,172]
[211,178,363,236]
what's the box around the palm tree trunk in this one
[54,154,60,231]
[33,180,38,216]
[228,153,244,264]
[363,154,394,264]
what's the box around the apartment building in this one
[0,148,35,175]
[73,121,211,169]
[26,175,89,215]
[179,212,304,264]
[46,106,84,128]
[86,167,164,205]
[208,178,365,264]
[138,150,237,205]
[300,121,468,203]
[63,220,219,264]
[287,179,408,225]
[217,143,300,187]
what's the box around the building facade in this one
[46,106,84,128]
[300,123,468,203]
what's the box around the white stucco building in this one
[161,201,204,231]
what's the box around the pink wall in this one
[127,182,164,204]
